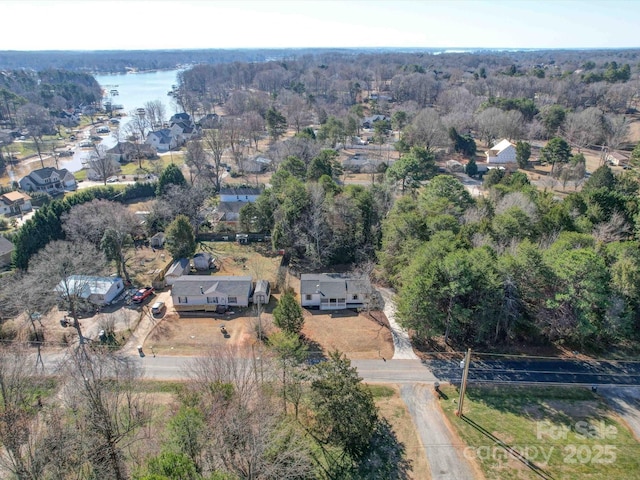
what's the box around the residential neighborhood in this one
[2,21,640,480]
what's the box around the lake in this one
[94,69,183,119]
[58,69,183,172]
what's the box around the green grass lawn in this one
[439,384,640,480]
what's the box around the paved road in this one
[428,358,640,386]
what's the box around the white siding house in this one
[300,273,371,311]
[171,275,253,311]
[56,275,124,305]
[485,139,517,164]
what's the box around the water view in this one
[58,69,182,172]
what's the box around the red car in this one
[132,286,154,303]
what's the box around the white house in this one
[165,258,191,286]
[171,275,253,312]
[485,139,516,164]
[56,275,124,305]
[19,167,77,194]
[300,273,372,311]
[0,191,32,216]
[146,129,178,152]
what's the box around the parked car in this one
[106,176,118,183]
[151,301,165,315]
[132,286,154,303]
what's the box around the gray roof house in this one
[300,273,372,311]
[146,129,178,152]
[0,236,14,267]
[19,167,77,195]
[55,275,124,305]
[171,275,253,312]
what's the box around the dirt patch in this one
[301,308,394,360]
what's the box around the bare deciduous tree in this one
[63,349,150,480]
[29,240,105,343]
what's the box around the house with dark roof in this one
[0,191,32,216]
[215,187,263,224]
[361,115,390,129]
[300,273,372,311]
[171,275,253,312]
[145,129,177,152]
[18,167,77,194]
[107,141,157,163]
[0,236,14,267]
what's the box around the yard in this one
[438,384,640,480]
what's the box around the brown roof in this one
[2,191,31,203]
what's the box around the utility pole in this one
[456,348,472,417]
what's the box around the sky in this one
[1,0,639,51]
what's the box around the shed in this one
[150,232,166,248]
[193,252,214,271]
[165,258,191,285]
[252,280,270,305]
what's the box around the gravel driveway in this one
[401,383,477,479]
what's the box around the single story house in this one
[165,258,191,286]
[212,202,244,223]
[171,275,253,312]
[0,236,14,267]
[485,139,516,164]
[300,273,372,311]
[219,187,262,203]
[19,167,77,194]
[361,115,390,129]
[605,151,630,166]
[56,275,124,305]
[107,141,157,163]
[0,191,32,216]
[193,252,215,271]
[150,232,166,248]
[197,113,220,129]
[243,156,272,173]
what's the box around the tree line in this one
[380,168,640,350]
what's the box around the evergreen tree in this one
[166,214,196,260]
[273,290,305,335]
[157,163,187,195]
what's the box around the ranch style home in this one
[300,273,372,311]
[55,275,125,306]
[171,275,253,312]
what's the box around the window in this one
[228,296,237,304]
[178,297,188,304]
[207,297,218,304]
[306,294,312,301]
[353,294,358,300]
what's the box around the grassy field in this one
[438,384,640,480]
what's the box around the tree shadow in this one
[461,415,556,480]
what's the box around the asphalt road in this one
[428,358,640,387]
